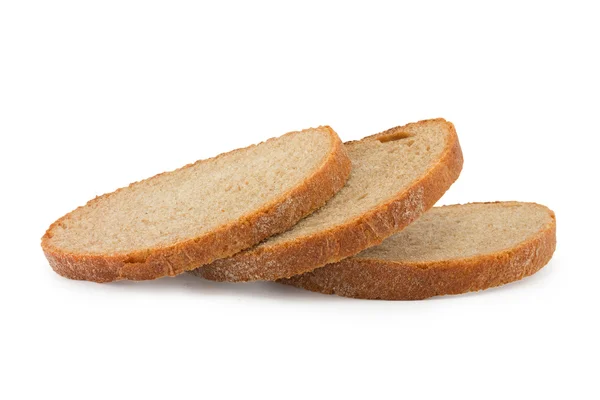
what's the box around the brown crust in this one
[280,203,557,300]
[41,127,351,283]
[194,119,464,282]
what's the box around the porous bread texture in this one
[281,202,557,300]
[42,126,351,282]
[357,202,552,261]
[193,118,463,282]
[48,131,334,253]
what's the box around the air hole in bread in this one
[378,131,413,143]
[123,253,149,264]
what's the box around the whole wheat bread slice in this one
[192,119,463,282]
[42,127,351,282]
[281,202,557,300]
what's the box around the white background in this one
[1,1,598,399]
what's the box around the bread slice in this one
[280,202,557,300]
[42,127,351,282]
[192,119,463,282]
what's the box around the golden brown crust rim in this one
[280,203,557,300]
[41,127,351,283]
[194,118,464,282]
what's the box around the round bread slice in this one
[42,127,351,282]
[193,118,463,282]
[280,202,557,300]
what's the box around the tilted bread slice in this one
[42,127,351,282]
[281,202,557,300]
[193,119,463,282]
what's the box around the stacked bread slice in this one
[42,119,556,299]
[42,127,351,282]
[281,202,556,300]
[192,119,462,281]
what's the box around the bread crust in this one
[280,203,557,300]
[194,119,464,282]
[42,127,351,282]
